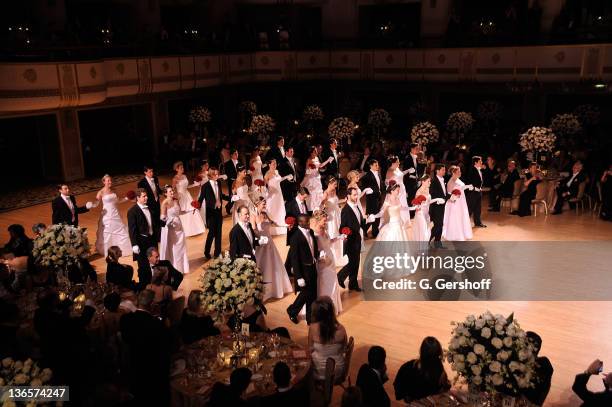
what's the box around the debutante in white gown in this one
[255,220,293,301]
[388,169,412,225]
[324,195,347,267]
[315,231,343,314]
[411,193,431,242]
[232,184,252,225]
[301,158,324,210]
[175,176,205,237]
[376,202,411,242]
[159,202,190,274]
[442,179,473,241]
[251,157,264,184]
[265,171,287,235]
[95,193,132,256]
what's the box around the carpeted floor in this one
[0,174,142,213]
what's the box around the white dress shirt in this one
[566,172,579,188]
[371,170,381,190]
[279,146,285,158]
[145,177,158,201]
[296,197,307,214]
[411,153,418,170]
[61,194,75,213]
[299,226,314,257]
[240,222,253,247]
[437,176,446,193]
[210,180,221,207]
[138,203,153,235]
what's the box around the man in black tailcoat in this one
[429,164,448,249]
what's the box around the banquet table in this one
[170,332,311,407]
[407,391,538,406]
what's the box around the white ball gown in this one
[175,176,205,237]
[159,201,190,274]
[324,195,348,267]
[315,231,343,314]
[250,156,264,183]
[376,202,411,242]
[301,158,324,210]
[95,193,132,256]
[264,171,287,235]
[411,193,431,242]
[255,220,293,301]
[388,168,412,225]
[232,184,253,225]
[442,179,473,241]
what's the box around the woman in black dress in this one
[105,246,135,290]
[513,162,542,217]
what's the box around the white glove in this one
[282,175,294,182]
[407,167,416,174]
[297,278,306,287]
[465,185,474,191]
[474,187,481,192]
[258,236,269,245]
[132,245,140,254]
[120,197,129,203]
[409,175,417,179]
[85,201,94,209]
[319,250,326,260]
[363,188,374,195]
[231,195,240,202]
[339,234,347,240]
[434,198,445,205]
[218,174,228,180]
[324,157,334,165]
[366,214,376,223]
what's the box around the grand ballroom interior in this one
[1,0,612,406]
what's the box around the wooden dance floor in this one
[2,178,612,406]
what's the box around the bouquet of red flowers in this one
[387,179,397,187]
[191,200,201,209]
[254,179,266,187]
[250,166,255,172]
[411,195,427,206]
[340,227,352,236]
[308,163,316,169]
[285,216,296,227]
[126,190,137,200]
[452,189,461,196]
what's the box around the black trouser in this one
[337,241,360,289]
[225,179,235,213]
[205,209,222,256]
[287,270,316,323]
[134,236,156,288]
[466,191,482,225]
[429,204,445,242]
[554,186,575,212]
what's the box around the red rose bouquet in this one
[191,200,201,209]
[340,227,352,236]
[126,190,137,200]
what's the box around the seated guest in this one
[356,346,390,407]
[100,292,124,341]
[67,258,97,284]
[572,359,612,406]
[180,289,220,344]
[490,160,520,212]
[140,247,183,291]
[31,223,46,238]
[3,224,33,257]
[553,161,587,215]
[105,246,135,290]
[600,164,612,221]
[512,163,542,217]
[255,362,308,406]
[145,268,173,316]
[227,303,290,339]
[120,289,171,406]
[483,155,502,208]
[308,296,347,381]
[341,386,363,407]
[208,367,252,407]
[523,331,553,406]
[393,336,450,402]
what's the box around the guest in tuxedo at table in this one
[278,146,299,201]
[256,362,308,407]
[320,138,340,179]
[198,167,229,259]
[266,136,286,163]
[429,164,447,249]
[360,159,384,238]
[308,296,347,379]
[286,214,319,324]
[127,188,158,280]
[512,163,542,217]
[179,289,220,345]
[120,289,171,406]
[137,166,163,237]
[490,160,520,212]
[223,149,241,214]
[484,155,502,209]
[356,345,391,407]
[464,156,486,227]
[393,336,451,403]
[51,184,92,226]
[354,145,372,173]
[145,268,173,316]
[229,205,266,260]
[208,367,252,407]
[337,187,372,291]
[402,143,423,205]
[524,331,553,406]
[600,164,612,221]
[571,358,612,406]
[140,247,183,291]
[105,246,135,290]
[553,160,587,215]
[3,224,33,257]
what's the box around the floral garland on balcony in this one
[410,121,439,146]
[189,106,212,124]
[367,108,391,136]
[447,111,475,135]
[519,126,556,153]
[550,113,582,138]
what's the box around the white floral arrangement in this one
[199,254,264,321]
[1,357,53,387]
[519,126,556,153]
[476,101,503,122]
[189,106,212,123]
[32,224,90,270]
[447,111,475,135]
[367,108,391,135]
[248,114,276,138]
[573,104,600,127]
[302,105,324,122]
[239,100,257,116]
[328,117,355,140]
[411,121,439,146]
[550,113,582,137]
[447,311,538,396]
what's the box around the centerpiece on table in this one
[328,116,356,148]
[32,223,90,275]
[518,126,556,167]
[446,111,475,144]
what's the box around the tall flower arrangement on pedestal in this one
[302,105,324,122]
[368,108,391,138]
[328,117,355,147]
[447,111,475,142]
[550,113,582,138]
[32,224,90,270]
[519,126,556,166]
[411,121,439,146]
[199,255,264,321]
[189,106,212,124]
[248,114,275,146]
[447,311,538,396]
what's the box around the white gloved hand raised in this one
[319,250,326,260]
[366,214,376,223]
[363,188,374,195]
[218,174,228,180]
[407,167,416,174]
[85,201,94,209]
[132,245,140,255]
[465,185,474,191]
[282,175,294,182]
[231,195,240,202]
[297,278,306,287]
